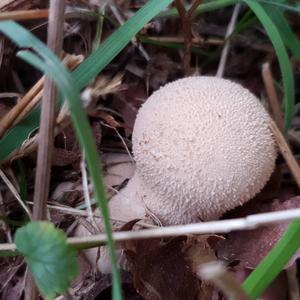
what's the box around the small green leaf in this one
[15,221,78,299]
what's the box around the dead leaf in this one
[55,125,79,152]
[122,235,200,300]
[52,147,81,166]
[145,53,181,91]
[230,269,288,300]
[102,153,135,189]
[184,236,220,271]
[89,111,124,129]
[112,85,146,136]
[51,181,79,201]
[183,236,222,300]
[218,196,300,269]
[92,121,102,149]
[52,121,102,167]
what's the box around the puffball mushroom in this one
[108,76,277,225]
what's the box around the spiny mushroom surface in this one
[127,76,277,224]
[82,76,278,273]
[112,76,277,226]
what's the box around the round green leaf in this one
[15,221,78,299]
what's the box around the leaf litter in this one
[1,0,300,299]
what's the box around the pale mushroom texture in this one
[82,76,278,273]
[108,76,277,225]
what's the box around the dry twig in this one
[216,4,241,78]
[0,54,82,139]
[26,1,65,299]
[0,9,48,21]
[3,206,300,253]
[262,62,284,131]
[175,0,202,75]
[0,78,43,138]
[270,120,300,188]
[32,0,65,220]
[262,62,300,187]
[0,168,31,218]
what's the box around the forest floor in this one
[0,0,300,299]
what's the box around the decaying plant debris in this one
[1,0,300,299]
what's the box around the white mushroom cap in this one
[132,76,276,224]
[78,76,277,274]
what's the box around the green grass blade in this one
[0,109,40,162]
[158,0,239,18]
[234,9,257,34]
[0,0,173,163]
[157,0,300,20]
[262,4,300,61]
[0,21,122,299]
[243,221,300,299]
[258,0,300,13]
[243,0,294,131]
[72,0,173,89]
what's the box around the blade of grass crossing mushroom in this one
[0,21,122,300]
[242,221,300,300]
[0,0,173,163]
[243,0,294,132]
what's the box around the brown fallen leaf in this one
[122,235,201,300]
[112,85,146,136]
[89,110,125,129]
[145,53,181,91]
[102,153,135,188]
[218,196,300,269]
[52,121,102,167]
[50,181,79,201]
[51,147,81,166]
[55,124,79,152]
[92,121,102,149]
[231,269,288,300]
[184,236,221,268]
[184,236,222,300]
